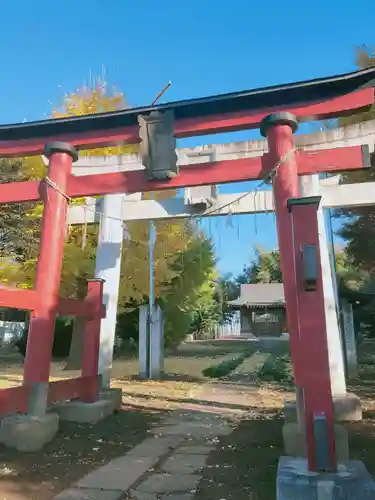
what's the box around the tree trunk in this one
[64,279,87,371]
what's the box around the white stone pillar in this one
[299,175,346,397]
[341,301,358,379]
[95,194,124,387]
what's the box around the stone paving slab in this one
[162,453,207,473]
[53,384,240,500]
[137,473,202,494]
[129,491,157,500]
[76,455,156,491]
[54,487,123,500]
[151,422,232,438]
[130,493,194,500]
[126,435,184,457]
[161,494,194,500]
[177,445,214,455]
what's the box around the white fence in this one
[213,312,241,338]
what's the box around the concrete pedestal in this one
[282,423,350,462]
[284,393,362,423]
[0,412,59,452]
[99,387,123,411]
[55,399,115,423]
[277,456,375,499]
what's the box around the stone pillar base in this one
[277,456,375,499]
[284,392,362,423]
[98,387,123,411]
[282,423,350,462]
[0,412,59,452]
[55,399,115,423]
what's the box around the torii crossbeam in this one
[0,66,374,471]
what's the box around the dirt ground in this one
[0,405,159,500]
[0,340,252,499]
[0,340,374,499]
[195,341,375,499]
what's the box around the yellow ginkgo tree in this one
[0,77,219,359]
[0,78,184,296]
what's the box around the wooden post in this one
[81,279,104,403]
[288,196,336,471]
[24,142,78,390]
[260,114,302,386]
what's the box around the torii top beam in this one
[0,67,375,157]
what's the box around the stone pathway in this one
[53,385,241,500]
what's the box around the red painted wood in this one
[0,287,104,320]
[58,297,93,318]
[23,151,73,384]
[176,89,374,138]
[0,89,372,158]
[66,144,372,196]
[290,201,336,471]
[0,144,367,205]
[67,157,264,197]
[47,376,99,404]
[0,287,38,311]
[264,124,302,385]
[0,180,40,204]
[0,128,139,158]
[0,377,99,416]
[81,280,103,403]
[0,386,29,415]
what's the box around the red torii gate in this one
[0,67,374,468]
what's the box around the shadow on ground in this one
[122,390,276,413]
[195,411,283,500]
[348,409,375,478]
[127,372,206,383]
[0,406,162,500]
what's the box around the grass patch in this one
[202,352,251,378]
[233,351,272,376]
[257,353,293,383]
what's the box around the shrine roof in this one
[228,283,285,308]
[1,67,375,142]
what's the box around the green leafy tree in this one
[336,46,375,274]
[238,247,282,284]
[0,160,40,263]
[116,228,221,346]
[216,273,239,323]
[332,46,375,338]
[160,230,219,345]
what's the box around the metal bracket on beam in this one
[138,110,178,180]
[302,244,318,291]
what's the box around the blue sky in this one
[1,0,374,276]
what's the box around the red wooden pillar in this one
[81,279,104,403]
[23,142,78,384]
[260,113,302,385]
[287,196,336,471]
